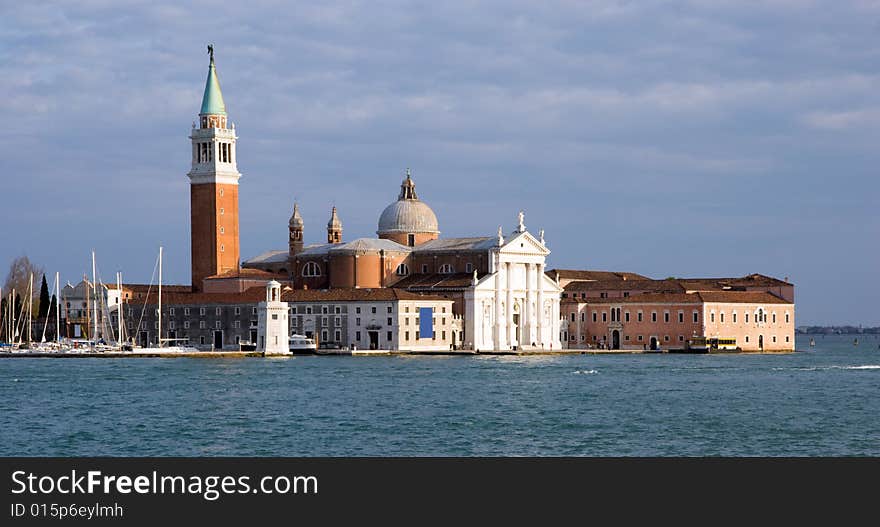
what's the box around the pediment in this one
[499,230,549,256]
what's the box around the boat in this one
[155,246,200,353]
[289,334,317,354]
[809,338,815,347]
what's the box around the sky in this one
[1,0,878,326]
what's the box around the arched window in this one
[396,263,409,276]
[302,261,322,277]
[438,264,455,274]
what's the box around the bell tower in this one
[188,46,241,291]
[327,206,342,244]
[289,202,304,259]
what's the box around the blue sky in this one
[1,1,877,325]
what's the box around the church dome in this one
[377,171,439,236]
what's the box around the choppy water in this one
[1,334,878,456]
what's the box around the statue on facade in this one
[517,210,525,232]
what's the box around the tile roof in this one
[569,290,790,305]
[329,238,411,254]
[564,279,684,292]
[548,269,650,281]
[204,268,287,280]
[697,291,791,304]
[282,288,450,303]
[131,287,266,306]
[413,237,496,252]
[243,250,289,265]
[392,272,484,290]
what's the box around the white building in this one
[464,213,563,351]
[257,280,289,354]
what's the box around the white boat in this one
[289,334,317,354]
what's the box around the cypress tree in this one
[38,275,50,318]
[0,297,6,341]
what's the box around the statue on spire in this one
[497,226,504,246]
[207,44,214,63]
[517,210,525,233]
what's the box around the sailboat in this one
[155,246,198,353]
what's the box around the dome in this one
[378,200,439,234]
[377,170,439,235]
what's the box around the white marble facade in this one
[464,216,562,351]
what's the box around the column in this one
[494,263,502,350]
[506,262,514,348]
[525,263,534,347]
[536,263,544,347]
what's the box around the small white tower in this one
[257,280,289,355]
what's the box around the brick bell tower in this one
[188,45,241,291]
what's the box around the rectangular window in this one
[371,307,377,314]
[638,312,643,322]
[200,308,206,316]
[387,306,392,314]
[335,307,341,314]
[253,307,257,315]
[711,313,715,323]
[693,312,699,323]
[335,330,341,341]
[679,335,684,341]
[356,331,361,340]
[387,331,393,342]
[733,313,737,323]
[664,312,669,323]
[322,306,328,314]
[356,307,361,314]
[169,308,175,316]
[184,321,190,329]
[321,330,328,342]
[422,264,428,273]
[570,313,575,322]
[745,313,749,323]
[580,313,585,322]
[321,316,327,326]
[625,312,630,323]
[785,313,790,324]
[235,307,240,315]
[638,335,643,341]
[215,321,221,329]
[678,312,684,323]
[652,312,657,323]
[200,336,206,345]
[306,307,312,314]
[234,320,240,328]
[720,313,724,323]
[271,314,278,320]
[772,313,777,323]
[291,307,297,314]
[335,317,341,326]
[592,312,597,323]
[465,263,473,273]
[216,307,221,316]
[356,318,361,326]
[199,321,206,329]
[405,331,410,341]
[602,312,607,322]
[387,317,393,325]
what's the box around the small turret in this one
[327,206,342,244]
[288,202,304,259]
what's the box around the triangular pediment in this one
[499,230,549,256]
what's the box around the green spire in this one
[200,46,227,116]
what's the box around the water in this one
[1,335,878,456]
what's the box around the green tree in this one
[38,274,50,318]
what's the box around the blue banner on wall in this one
[419,307,433,339]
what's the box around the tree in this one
[38,274,50,318]
[3,256,44,317]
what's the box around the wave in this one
[572,369,598,375]
[772,365,880,372]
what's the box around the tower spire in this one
[327,206,342,244]
[201,44,227,117]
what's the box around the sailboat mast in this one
[117,271,124,347]
[158,246,163,348]
[28,273,33,344]
[92,251,98,344]
[55,272,60,344]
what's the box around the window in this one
[169,321,175,329]
[733,313,737,323]
[786,336,790,343]
[679,335,684,341]
[387,331,393,342]
[745,313,749,323]
[602,312,607,322]
[592,312,597,322]
[220,227,225,234]
[720,313,724,323]
[678,312,683,323]
[200,336,206,345]
[638,312,643,322]
[465,263,473,273]
[405,331,410,341]
[387,317,392,325]
[625,311,630,323]
[199,321,206,329]
[664,312,669,323]
[422,264,428,274]
[387,306,392,313]
[356,318,361,326]
[335,330,341,341]
[785,313,790,324]
[416,331,420,339]
[624,335,630,341]
[396,263,409,276]
[184,321,190,329]
[581,313,585,322]
[693,312,699,323]
[335,317,341,326]
[253,307,258,315]
[746,336,750,343]
[200,308,206,316]
[356,331,361,340]
[710,313,715,323]
[664,335,669,341]
[405,318,409,326]
[570,313,575,322]
[408,234,415,246]
[215,321,221,329]
[170,308,175,316]
[321,330,328,342]
[652,312,657,323]
[638,335,643,341]
[772,313,777,323]
[234,320,240,328]
[216,307,221,316]
[220,244,224,252]
[234,307,240,315]
[306,307,312,314]
[356,307,361,314]
[335,307,341,314]
[220,208,224,215]
[600,292,607,298]
[291,307,297,314]
[623,292,629,298]
[773,336,777,343]
[322,306,328,314]
[302,262,321,277]
[321,316,327,326]
[439,263,454,274]
[371,307,377,314]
